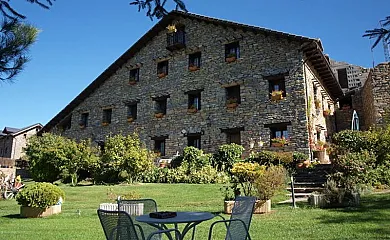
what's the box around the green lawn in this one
[1,183,390,239]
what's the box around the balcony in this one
[166,30,186,51]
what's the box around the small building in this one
[0,123,43,160]
[40,11,343,157]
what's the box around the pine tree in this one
[0,0,54,19]
[0,18,38,82]
[130,0,187,20]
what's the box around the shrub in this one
[16,182,65,208]
[248,151,293,171]
[100,133,154,183]
[212,144,244,172]
[231,162,265,196]
[254,165,287,200]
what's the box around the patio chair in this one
[208,196,256,240]
[97,209,180,240]
[118,199,160,239]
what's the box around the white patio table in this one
[136,211,215,240]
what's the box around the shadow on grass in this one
[316,193,390,238]
[2,214,22,219]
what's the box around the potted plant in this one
[271,137,288,147]
[187,105,198,113]
[188,63,199,72]
[128,76,137,85]
[323,109,331,117]
[102,122,109,126]
[270,90,284,101]
[127,117,134,123]
[226,52,237,63]
[314,99,321,109]
[253,165,287,213]
[16,182,65,218]
[157,72,167,78]
[226,98,238,109]
[154,112,164,118]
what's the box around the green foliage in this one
[106,187,141,202]
[293,152,308,162]
[180,147,209,172]
[130,0,187,20]
[248,150,293,171]
[25,133,99,185]
[331,130,377,154]
[16,182,65,208]
[231,162,265,196]
[212,143,244,172]
[0,18,38,82]
[254,165,287,200]
[100,133,154,183]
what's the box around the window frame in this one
[154,139,166,156]
[189,52,201,69]
[102,108,112,125]
[154,97,168,115]
[267,75,287,99]
[226,85,241,104]
[187,134,201,149]
[225,42,240,60]
[127,103,137,120]
[79,112,89,128]
[157,60,169,76]
[129,68,140,83]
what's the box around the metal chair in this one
[118,199,160,239]
[208,196,256,240]
[97,209,180,240]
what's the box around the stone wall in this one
[54,17,335,156]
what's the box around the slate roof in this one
[1,124,42,137]
[2,127,20,134]
[40,11,343,133]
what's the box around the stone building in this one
[40,11,343,157]
[0,124,42,160]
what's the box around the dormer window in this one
[166,24,186,51]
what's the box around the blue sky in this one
[1,0,389,129]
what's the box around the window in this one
[79,112,89,128]
[226,85,241,105]
[129,68,139,84]
[265,122,290,146]
[188,92,201,112]
[127,103,137,121]
[189,52,201,70]
[268,75,286,99]
[60,115,72,131]
[102,108,112,125]
[221,127,244,145]
[166,24,186,51]
[154,139,166,156]
[188,135,201,149]
[157,61,168,78]
[154,97,168,116]
[225,42,240,62]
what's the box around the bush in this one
[254,165,287,200]
[16,182,65,208]
[212,144,244,172]
[248,151,293,171]
[231,162,265,196]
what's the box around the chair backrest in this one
[97,209,139,240]
[118,199,159,239]
[227,196,256,240]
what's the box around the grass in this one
[0,183,389,239]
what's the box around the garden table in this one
[136,211,214,240]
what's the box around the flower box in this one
[102,122,109,126]
[188,65,199,72]
[187,108,198,113]
[224,199,271,214]
[127,117,134,123]
[155,113,164,118]
[226,56,236,63]
[157,73,167,78]
[79,124,85,129]
[271,142,284,147]
[226,102,238,109]
[270,91,283,101]
[128,79,137,85]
